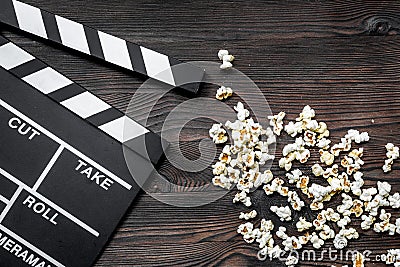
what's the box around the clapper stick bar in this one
[0,35,167,165]
[0,0,205,93]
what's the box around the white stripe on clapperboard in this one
[11,0,177,86]
[0,195,9,205]
[0,42,150,142]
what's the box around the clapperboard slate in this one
[0,0,204,266]
[0,40,157,266]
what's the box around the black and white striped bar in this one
[0,0,205,93]
[0,35,167,165]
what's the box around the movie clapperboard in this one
[0,1,205,266]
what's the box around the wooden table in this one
[2,1,400,266]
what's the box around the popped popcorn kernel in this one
[215,85,233,101]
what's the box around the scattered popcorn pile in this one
[209,104,400,267]
[218,49,235,69]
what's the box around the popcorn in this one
[209,103,399,266]
[308,183,332,202]
[337,194,353,215]
[324,208,341,222]
[361,215,375,230]
[234,102,250,121]
[237,222,257,243]
[285,255,299,267]
[345,129,369,144]
[219,50,235,69]
[389,193,400,209]
[373,209,392,233]
[287,191,305,211]
[286,169,302,184]
[350,199,364,217]
[323,164,339,179]
[233,190,252,207]
[298,233,311,245]
[268,111,286,136]
[285,121,303,137]
[331,138,352,157]
[270,206,292,221]
[260,219,274,232]
[217,49,229,60]
[319,224,335,240]
[310,232,324,249]
[209,123,228,144]
[320,150,335,166]
[360,188,377,202]
[350,172,364,196]
[219,145,232,163]
[297,105,315,121]
[307,165,321,179]
[276,226,288,240]
[296,217,312,232]
[282,236,302,251]
[222,54,235,62]
[337,216,351,228]
[239,210,257,220]
[339,227,359,240]
[378,181,392,197]
[304,130,317,146]
[212,175,231,189]
[384,249,400,266]
[215,86,233,101]
[353,252,365,267]
[317,138,331,149]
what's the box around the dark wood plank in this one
[1,0,400,266]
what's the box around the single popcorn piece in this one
[276,226,288,240]
[209,123,228,144]
[389,193,400,209]
[285,255,299,267]
[218,49,235,69]
[215,86,233,101]
[220,61,233,69]
[282,236,302,251]
[353,252,365,267]
[285,121,303,137]
[296,217,312,232]
[297,105,315,121]
[270,206,292,221]
[312,164,324,177]
[320,150,335,166]
[310,232,324,249]
[268,111,286,136]
[317,138,331,149]
[239,210,257,220]
[234,102,250,121]
[383,143,399,173]
[218,49,229,60]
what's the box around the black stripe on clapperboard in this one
[0,36,167,165]
[0,0,205,93]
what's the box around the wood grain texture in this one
[1,0,400,266]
